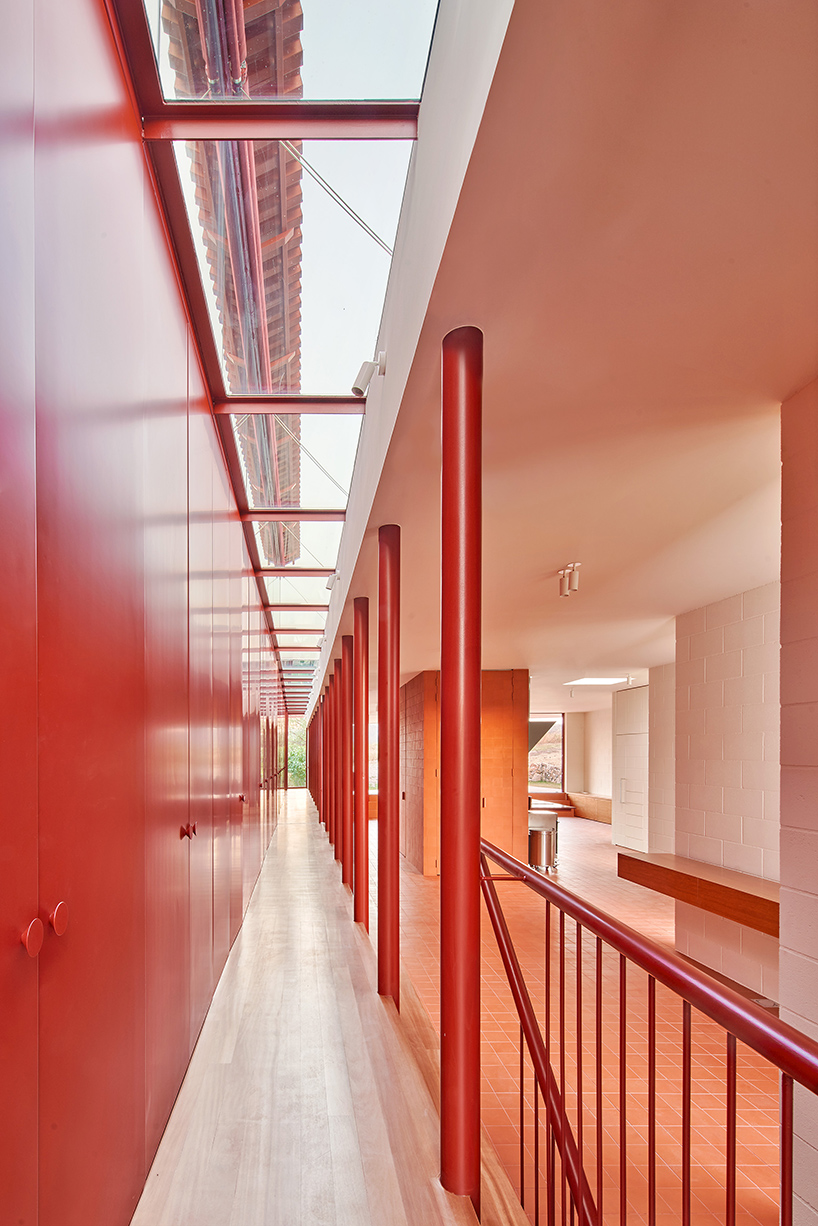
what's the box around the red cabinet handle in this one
[180,823,198,839]
[49,902,69,936]
[239,794,247,803]
[21,918,44,958]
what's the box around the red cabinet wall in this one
[0,0,280,1221]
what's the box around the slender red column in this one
[318,697,325,822]
[327,675,336,843]
[283,710,289,790]
[334,656,343,865]
[341,634,354,887]
[440,325,483,1208]
[353,597,370,928]
[378,525,401,1006]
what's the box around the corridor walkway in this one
[131,791,480,1226]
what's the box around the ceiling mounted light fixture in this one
[564,677,629,686]
[558,562,581,597]
[351,351,387,397]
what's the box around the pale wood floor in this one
[131,791,497,1226]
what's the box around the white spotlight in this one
[351,351,387,397]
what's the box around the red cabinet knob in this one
[180,823,198,839]
[49,902,69,936]
[21,918,44,958]
[239,794,247,803]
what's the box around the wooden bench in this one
[617,850,779,937]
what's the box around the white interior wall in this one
[648,663,676,853]
[585,707,612,798]
[563,712,586,792]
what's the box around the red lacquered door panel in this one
[229,522,245,940]
[143,218,192,1157]
[35,1,151,1221]
[0,3,38,1218]
[211,462,232,977]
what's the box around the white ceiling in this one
[327,0,818,714]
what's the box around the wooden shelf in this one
[617,850,779,937]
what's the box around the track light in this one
[351,351,387,397]
[558,562,581,597]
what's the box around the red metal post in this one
[353,597,370,928]
[283,710,289,790]
[440,325,483,1208]
[334,656,343,865]
[378,525,401,1005]
[328,675,336,844]
[341,634,354,888]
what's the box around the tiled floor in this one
[367,815,781,1226]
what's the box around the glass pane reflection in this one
[174,139,411,395]
[232,413,361,509]
[254,519,342,569]
[145,0,437,102]
[265,574,330,605]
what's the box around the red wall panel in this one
[142,211,191,1159]
[212,461,233,979]
[0,1,38,1219]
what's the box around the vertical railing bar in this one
[682,1000,691,1226]
[620,953,627,1226]
[549,1131,556,1226]
[596,936,603,1226]
[577,922,584,1188]
[648,975,656,1226]
[547,900,556,1226]
[726,1032,736,1226]
[781,1073,793,1226]
[521,1022,526,1210]
[535,1072,541,1225]
[560,910,567,1226]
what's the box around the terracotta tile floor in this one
[364,815,780,1226]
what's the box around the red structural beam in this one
[213,397,364,415]
[439,325,483,1208]
[243,509,346,522]
[341,635,354,889]
[267,604,328,613]
[142,100,419,142]
[353,597,370,929]
[259,568,334,578]
[378,525,400,1006]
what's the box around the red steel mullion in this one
[620,954,627,1226]
[547,901,556,1226]
[341,634,354,887]
[378,525,400,1006]
[781,1073,793,1226]
[682,1000,692,1226]
[353,597,369,928]
[726,1033,736,1226]
[439,327,483,1208]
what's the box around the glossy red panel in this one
[143,206,191,1157]
[34,0,149,1219]
[212,459,232,978]
[229,524,245,942]
[188,375,216,1045]
[0,1,38,1218]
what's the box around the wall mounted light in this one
[558,562,581,597]
[351,351,387,397]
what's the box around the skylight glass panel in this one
[254,519,342,570]
[272,610,327,630]
[173,138,411,395]
[231,413,361,509]
[145,0,438,101]
[265,574,330,605]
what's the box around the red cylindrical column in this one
[334,656,343,865]
[327,675,336,843]
[341,634,354,887]
[440,325,483,1207]
[353,597,370,928]
[318,697,325,822]
[378,525,401,1006]
[283,710,289,790]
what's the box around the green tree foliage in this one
[288,716,307,786]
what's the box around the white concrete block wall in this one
[674,582,780,998]
[648,663,675,853]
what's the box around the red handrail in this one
[481,839,818,1092]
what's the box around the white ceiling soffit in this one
[316,0,818,715]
